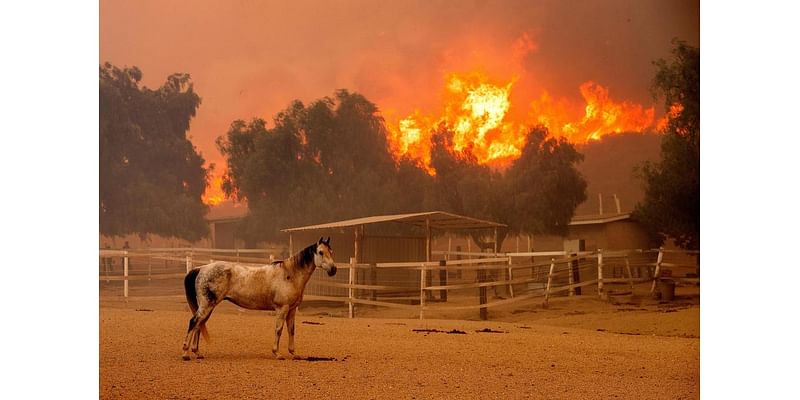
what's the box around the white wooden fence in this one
[99,247,699,320]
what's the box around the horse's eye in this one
[318,251,324,255]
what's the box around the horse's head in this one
[314,237,337,276]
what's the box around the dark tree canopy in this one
[504,126,588,237]
[217,90,412,242]
[99,63,209,241]
[634,40,700,249]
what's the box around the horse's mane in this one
[288,243,317,268]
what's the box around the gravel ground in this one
[100,292,699,399]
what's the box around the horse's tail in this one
[184,268,211,342]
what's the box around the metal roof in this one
[569,213,631,226]
[281,211,506,232]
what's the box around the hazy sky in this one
[100,0,699,171]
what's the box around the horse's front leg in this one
[286,307,297,358]
[272,306,289,359]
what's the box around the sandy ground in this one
[100,283,699,399]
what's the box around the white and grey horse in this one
[181,237,337,360]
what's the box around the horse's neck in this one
[286,255,317,287]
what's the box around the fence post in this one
[478,265,488,321]
[349,257,355,319]
[419,264,426,320]
[123,251,129,299]
[543,258,555,307]
[148,254,152,281]
[186,252,192,273]
[507,256,515,298]
[597,249,604,297]
[568,254,575,297]
[650,247,664,294]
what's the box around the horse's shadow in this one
[184,352,341,362]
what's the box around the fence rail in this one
[100,247,699,320]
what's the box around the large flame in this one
[386,72,660,174]
[202,174,226,206]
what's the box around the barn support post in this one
[543,258,555,308]
[445,235,452,260]
[597,249,604,298]
[148,254,152,281]
[185,252,192,273]
[289,233,294,256]
[123,251,129,299]
[650,247,664,294]
[348,257,355,319]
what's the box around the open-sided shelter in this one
[282,211,506,264]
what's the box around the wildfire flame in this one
[202,174,226,206]
[386,72,661,174]
[655,102,684,132]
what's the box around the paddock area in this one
[99,287,699,399]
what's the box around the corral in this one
[99,241,699,399]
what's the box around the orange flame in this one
[386,72,660,174]
[655,102,684,132]
[202,174,226,206]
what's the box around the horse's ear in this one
[325,237,331,245]
[318,237,324,244]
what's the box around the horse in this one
[181,237,337,360]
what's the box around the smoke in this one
[100,0,699,198]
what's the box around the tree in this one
[217,90,406,243]
[503,126,588,237]
[99,63,209,241]
[634,39,700,249]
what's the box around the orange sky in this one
[100,0,699,203]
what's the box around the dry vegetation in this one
[100,283,699,399]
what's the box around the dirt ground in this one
[100,285,699,399]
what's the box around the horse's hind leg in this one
[286,307,297,357]
[182,314,200,360]
[272,306,290,358]
[182,305,215,360]
[189,306,216,359]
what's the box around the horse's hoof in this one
[196,354,205,360]
[276,354,286,360]
[182,355,191,361]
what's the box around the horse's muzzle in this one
[327,265,337,276]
